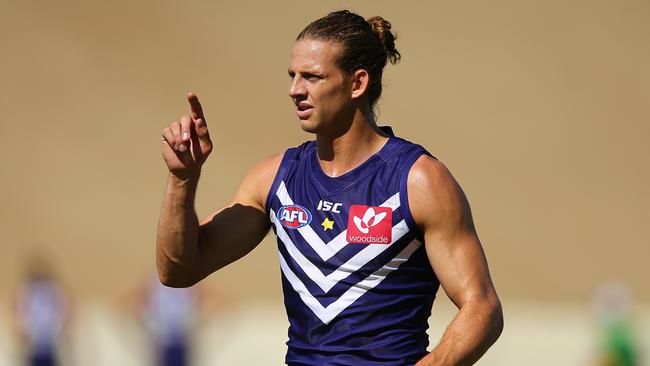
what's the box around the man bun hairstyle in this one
[366,16,401,65]
[297,10,401,109]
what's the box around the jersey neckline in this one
[309,132,397,195]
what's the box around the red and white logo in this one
[346,205,392,244]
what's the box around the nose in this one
[288,76,306,101]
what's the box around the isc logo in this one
[317,200,343,213]
[277,205,312,229]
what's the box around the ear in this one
[350,69,370,100]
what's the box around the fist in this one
[161,92,213,179]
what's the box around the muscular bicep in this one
[426,227,493,308]
[408,156,496,307]
[194,153,282,276]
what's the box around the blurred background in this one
[1,0,648,364]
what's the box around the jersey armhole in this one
[265,147,299,213]
[399,148,434,241]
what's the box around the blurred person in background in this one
[591,282,640,366]
[141,276,195,366]
[120,273,226,366]
[157,10,503,366]
[12,256,72,366]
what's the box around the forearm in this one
[417,296,503,366]
[156,173,202,287]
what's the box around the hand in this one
[161,92,213,180]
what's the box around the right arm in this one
[156,93,281,287]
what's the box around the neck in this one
[316,106,389,177]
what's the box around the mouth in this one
[296,101,313,119]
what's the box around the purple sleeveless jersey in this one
[265,127,441,365]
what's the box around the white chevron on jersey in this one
[275,181,401,261]
[278,238,422,324]
[270,209,409,292]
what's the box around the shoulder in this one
[235,152,284,210]
[382,135,431,169]
[408,155,454,191]
[249,152,284,179]
[407,155,470,230]
[237,141,315,209]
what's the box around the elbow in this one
[156,244,204,288]
[156,261,201,288]
[488,295,504,342]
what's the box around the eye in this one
[288,71,295,79]
[304,73,322,81]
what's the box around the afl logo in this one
[277,204,312,229]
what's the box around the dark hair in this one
[297,10,401,109]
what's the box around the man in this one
[157,10,503,365]
[13,257,71,366]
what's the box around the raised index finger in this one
[187,92,206,122]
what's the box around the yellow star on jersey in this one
[321,217,335,231]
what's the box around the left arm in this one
[409,156,503,366]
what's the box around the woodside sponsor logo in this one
[346,205,392,244]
